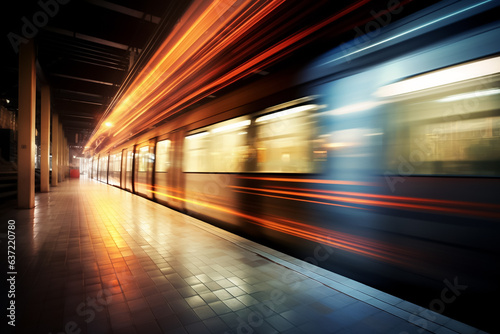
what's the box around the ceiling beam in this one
[51,73,117,86]
[44,26,133,51]
[56,97,105,106]
[86,0,161,24]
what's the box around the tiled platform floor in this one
[0,178,487,334]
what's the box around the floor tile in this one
[0,178,483,334]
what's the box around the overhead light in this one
[105,122,113,127]
[375,56,500,98]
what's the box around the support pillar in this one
[59,124,64,182]
[51,113,58,186]
[64,136,68,179]
[17,40,36,209]
[40,85,50,192]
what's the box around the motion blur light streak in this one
[140,0,374,134]
[255,104,317,122]
[269,185,500,210]
[329,101,384,115]
[325,0,493,66]
[375,54,500,98]
[269,215,418,263]
[90,0,287,145]
[232,188,368,211]
[212,119,251,133]
[230,185,500,219]
[437,88,500,102]
[151,188,414,266]
[152,184,185,196]
[85,1,500,330]
[85,0,373,153]
[185,131,209,140]
[236,176,376,186]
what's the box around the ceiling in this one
[1,0,193,153]
[0,0,440,157]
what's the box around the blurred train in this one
[90,0,500,331]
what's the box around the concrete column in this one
[51,113,59,186]
[40,85,50,192]
[64,135,67,180]
[17,40,36,209]
[64,137,68,179]
[59,124,64,182]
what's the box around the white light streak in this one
[375,56,500,97]
[256,104,317,123]
[324,0,492,66]
[437,88,500,102]
[330,101,383,115]
[186,131,209,140]
[212,120,251,133]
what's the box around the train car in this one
[91,1,500,331]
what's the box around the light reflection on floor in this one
[0,177,481,334]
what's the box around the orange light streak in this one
[86,0,373,152]
[112,0,287,138]
[88,0,248,143]
[152,183,185,195]
[139,0,373,133]
[151,188,413,266]
[270,185,500,210]
[230,185,500,219]
[236,176,376,186]
[232,188,368,211]
[108,0,280,136]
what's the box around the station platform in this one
[0,178,487,334]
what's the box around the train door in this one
[102,153,109,184]
[120,149,126,189]
[153,135,172,206]
[167,129,186,212]
[134,141,155,199]
[108,152,121,187]
[98,154,109,183]
[91,157,97,179]
[95,154,100,180]
[124,148,134,192]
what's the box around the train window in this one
[124,149,134,191]
[382,56,500,176]
[156,140,171,172]
[109,153,121,186]
[138,146,153,172]
[112,153,121,171]
[126,150,133,173]
[92,158,98,179]
[184,116,251,172]
[254,104,318,172]
[184,131,210,172]
[99,155,108,182]
[210,118,250,172]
